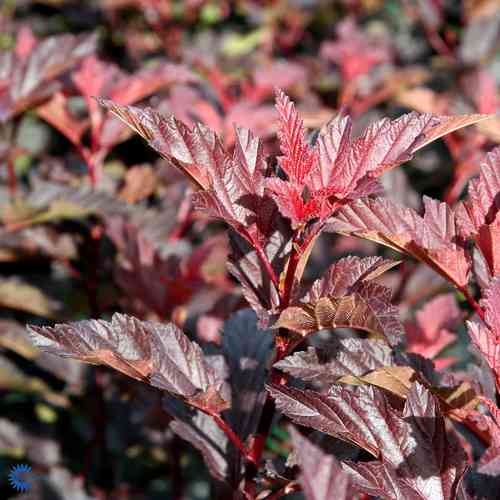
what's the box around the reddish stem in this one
[281,250,300,308]
[243,231,308,496]
[243,223,315,497]
[243,392,276,497]
[460,286,485,322]
[280,229,304,307]
[204,410,256,465]
[7,155,17,197]
[253,239,280,290]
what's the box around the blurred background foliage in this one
[0,0,499,498]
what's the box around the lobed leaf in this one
[28,313,227,411]
[477,398,500,476]
[310,111,490,203]
[264,177,320,228]
[102,98,279,247]
[0,31,96,122]
[98,100,222,189]
[343,383,467,500]
[273,256,403,345]
[457,147,500,278]
[467,277,500,391]
[274,88,317,187]
[417,197,470,288]
[164,397,230,483]
[328,196,471,287]
[308,255,400,301]
[273,289,403,345]
[74,56,197,106]
[100,91,489,230]
[267,383,403,457]
[269,381,467,500]
[193,127,276,240]
[274,338,393,386]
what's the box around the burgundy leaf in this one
[273,290,403,346]
[269,381,467,500]
[70,55,197,152]
[344,113,440,192]
[267,383,403,457]
[273,256,403,345]
[320,18,392,81]
[327,196,419,252]
[343,383,468,500]
[307,113,351,195]
[193,126,276,241]
[477,398,500,476]
[222,309,273,437]
[227,231,280,324]
[232,126,267,180]
[35,91,88,145]
[309,111,489,208]
[457,147,500,278]
[467,277,500,391]
[102,97,277,245]
[309,256,400,301]
[407,113,491,155]
[165,397,230,483]
[273,106,488,225]
[75,56,197,106]
[28,313,227,411]
[0,31,96,122]
[106,215,228,318]
[98,100,222,189]
[274,338,393,386]
[329,196,471,287]
[265,177,320,228]
[100,91,488,230]
[274,88,317,187]
[221,309,274,481]
[416,196,470,288]
[290,426,350,500]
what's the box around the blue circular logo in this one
[8,464,33,492]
